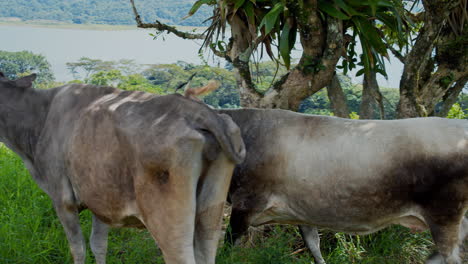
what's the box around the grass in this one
[0,144,437,263]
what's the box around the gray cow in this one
[0,72,245,264]
[220,108,468,264]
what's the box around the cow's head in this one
[0,72,37,141]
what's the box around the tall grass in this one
[0,145,438,263]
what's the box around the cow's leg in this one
[53,203,86,264]
[460,217,468,242]
[225,207,251,246]
[193,155,234,264]
[425,213,465,264]
[90,214,109,264]
[136,161,201,264]
[299,225,326,264]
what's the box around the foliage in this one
[67,57,140,80]
[187,0,410,75]
[446,103,468,119]
[0,50,54,84]
[349,112,360,120]
[118,74,165,94]
[88,69,125,86]
[0,0,211,26]
[326,0,409,76]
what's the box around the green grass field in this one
[0,144,438,263]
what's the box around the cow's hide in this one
[220,108,468,264]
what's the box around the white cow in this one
[220,108,467,264]
[0,73,246,264]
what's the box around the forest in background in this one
[0,0,208,26]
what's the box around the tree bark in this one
[437,76,468,117]
[259,16,343,110]
[326,74,349,118]
[225,1,343,110]
[396,0,460,118]
[360,70,384,119]
[227,14,262,108]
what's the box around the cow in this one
[0,72,246,264]
[218,108,468,264]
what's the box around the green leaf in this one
[318,0,350,20]
[259,3,284,35]
[352,17,387,56]
[288,22,297,54]
[368,0,379,16]
[243,1,256,26]
[279,20,293,69]
[334,0,363,16]
[347,0,392,8]
[358,38,372,75]
[376,67,387,78]
[376,13,398,32]
[217,41,225,52]
[186,0,214,18]
[232,0,246,17]
[356,68,365,76]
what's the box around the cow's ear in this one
[15,74,37,88]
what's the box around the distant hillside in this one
[0,0,211,26]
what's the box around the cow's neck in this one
[3,88,58,162]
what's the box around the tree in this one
[0,50,54,84]
[360,70,384,119]
[66,57,114,80]
[326,74,349,118]
[130,0,409,112]
[396,0,467,118]
[67,57,141,81]
[88,69,125,86]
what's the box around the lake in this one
[0,25,208,81]
[0,24,403,87]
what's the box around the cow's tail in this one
[197,112,246,165]
[184,81,246,164]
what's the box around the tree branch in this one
[129,0,205,40]
[437,75,468,117]
[327,73,350,118]
[386,43,406,63]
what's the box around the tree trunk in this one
[228,14,262,108]
[227,3,344,110]
[437,76,468,117]
[360,70,384,119]
[326,74,349,118]
[396,0,460,118]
